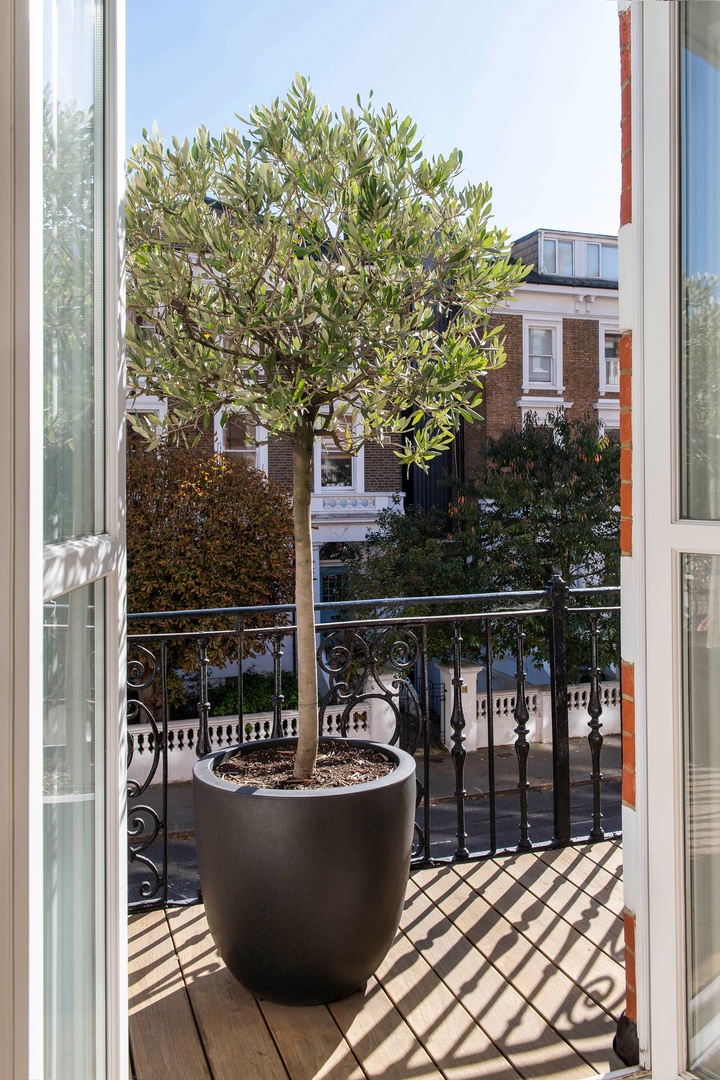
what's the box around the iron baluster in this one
[588,612,605,840]
[547,575,571,846]
[514,617,532,852]
[196,636,211,757]
[485,618,497,854]
[450,620,469,859]
[271,631,284,739]
[236,614,245,742]
[419,623,430,860]
[161,640,169,906]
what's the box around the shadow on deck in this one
[129,840,625,1080]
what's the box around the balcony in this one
[127,583,625,1079]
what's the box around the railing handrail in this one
[128,583,620,624]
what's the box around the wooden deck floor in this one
[129,841,626,1080]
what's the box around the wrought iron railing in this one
[127,577,621,911]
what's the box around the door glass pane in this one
[43,0,104,542]
[681,2,720,520]
[43,582,105,1079]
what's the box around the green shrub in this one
[208,670,299,716]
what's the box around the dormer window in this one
[542,237,574,276]
[587,243,618,280]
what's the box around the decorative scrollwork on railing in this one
[127,698,162,796]
[127,641,166,909]
[127,644,159,691]
[318,625,424,753]
[128,806,163,899]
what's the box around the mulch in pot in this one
[215,740,396,790]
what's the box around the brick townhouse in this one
[406,227,620,510]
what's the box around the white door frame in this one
[628,3,720,1076]
[0,0,127,1075]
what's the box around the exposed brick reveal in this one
[621,659,636,810]
[623,907,637,1023]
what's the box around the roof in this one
[520,269,618,289]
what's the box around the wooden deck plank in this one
[129,911,212,1080]
[537,847,624,915]
[259,1000,365,1080]
[577,841,623,880]
[374,928,521,1080]
[166,906,289,1080]
[129,846,626,1080]
[414,867,624,1076]
[451,859,625,1020]
[399,879,591,1080]
[496,851,624,964]
[329,976,443,1080]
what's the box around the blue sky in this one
[127,0,620,241]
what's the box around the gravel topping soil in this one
[215,741,396,790]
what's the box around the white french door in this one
[0,0,126,1075]
[634,3,720,1078]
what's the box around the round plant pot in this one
[193,736,417,1005]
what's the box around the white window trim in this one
[522,315,564,393]
[599,321,622,395]
[314,420,365,494]
[127,392,167,422]
[594,400,620,434]
[516,395,573,425]
[214,412,268,475]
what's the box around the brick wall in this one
[268,435,293,486]
[562,318,600,415]
[267,433,401,493]
[461,310,616,479]
[363,440,402,491]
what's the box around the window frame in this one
[522,315,564,393]
[586,241,619,281]
[214,411,268,474]
[314,418,364,493]
[541,235,575,276]
[599,323,622,394]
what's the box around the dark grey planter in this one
[193,736,417,1005]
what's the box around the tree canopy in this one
[125,75,528,778]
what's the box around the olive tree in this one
[126,76,527,779]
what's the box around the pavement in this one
[136,735,622,836]
[129,736,622,905]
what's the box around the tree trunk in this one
[292,422,319,780]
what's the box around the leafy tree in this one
[454,409,620,591]
[125,76,528,778]
[127,443,295,667]
[349,410,620,674]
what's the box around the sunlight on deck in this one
[129,841,625,1080]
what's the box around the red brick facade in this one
[462,308,618,476]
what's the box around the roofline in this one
[512,227,619,244]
